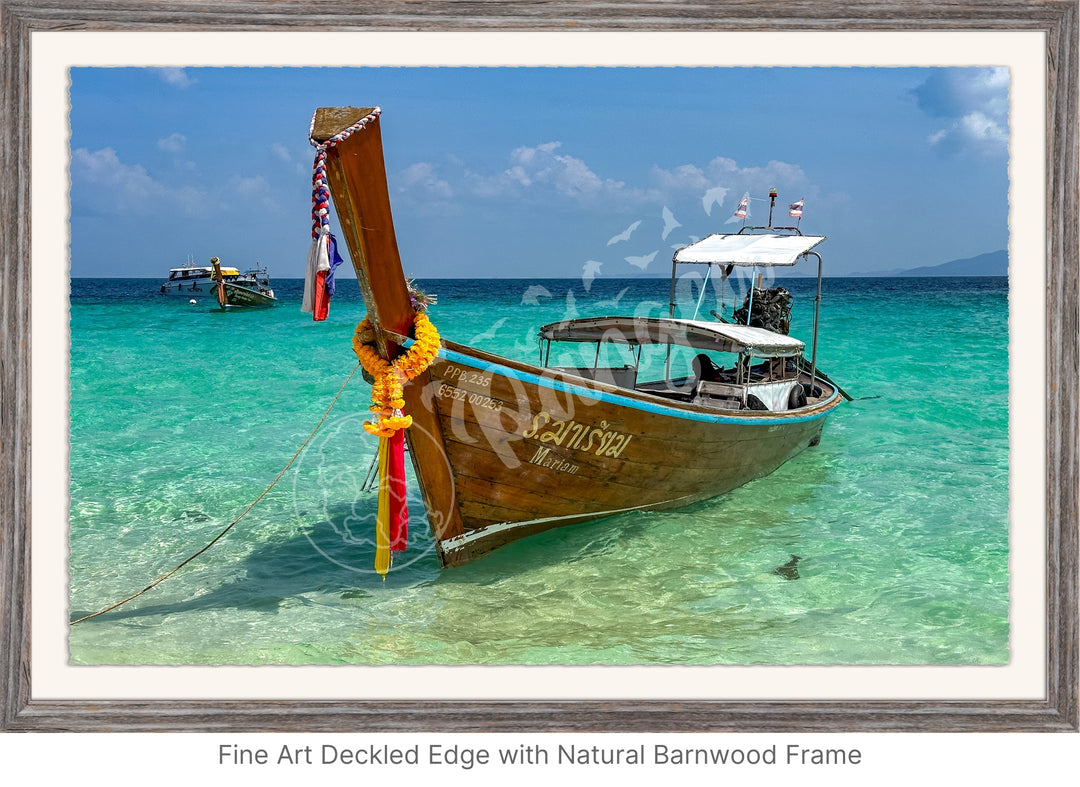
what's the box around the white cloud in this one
[650,158,812,225]
[229,174,284,213]
[157,133,186,153]
[960,111,1008,144]
[270,143,292,163]
[71,147,209,216]
[271,142,310,176]
[391,141,819,238]
[230,174,270,196]
[396,162,454,201]
[459,141,640,205]
[927,111,1008,154]
[916,67,1009,154]
[156,68,195,88]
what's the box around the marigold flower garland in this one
[352,311,441,438]
[352,310,439,576]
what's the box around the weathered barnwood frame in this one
[1,0,1076,732]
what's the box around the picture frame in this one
[1,0,1076,732]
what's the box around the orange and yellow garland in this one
[352,311,441,437]
[351,310,440,577]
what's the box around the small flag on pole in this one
[733,194,749,219]
[789,199,804,218]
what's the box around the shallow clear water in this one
[68,274,1009,665]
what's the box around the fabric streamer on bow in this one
[388,429,409,553]
[353,312,440,576]
[374,435,392,576]
[302,225,331,319]
[306,229,345,322]
[374,430,409,577]
[303,108,380,321]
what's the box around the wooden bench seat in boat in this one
[693,380,745,410]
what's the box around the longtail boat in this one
[309,106,843,569]
[210,257,277,308]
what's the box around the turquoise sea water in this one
[67,274,1009,665]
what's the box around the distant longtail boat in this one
[311,106,843,568]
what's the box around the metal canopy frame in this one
[668,227,826,392]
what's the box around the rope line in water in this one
[70,363,362,626]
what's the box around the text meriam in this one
[218,743,861,768]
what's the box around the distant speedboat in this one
[160,256,237,296]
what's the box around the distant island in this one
[623,249,1008,278]
[850,249,1008,277]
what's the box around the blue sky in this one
[69,66,1009,278]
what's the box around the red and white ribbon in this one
[302,107,381,318]
[307,107,382,239]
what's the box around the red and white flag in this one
[789,199,804,218]
[733,194,749,219]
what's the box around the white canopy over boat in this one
[674,233,826,267]
[540,316,805,358]
[167,265,240,278]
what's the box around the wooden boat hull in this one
[403,339,840,567]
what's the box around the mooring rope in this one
[70,363,362,626]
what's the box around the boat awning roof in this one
[673,233,826,267]
[169,266,241,275]
[539,317,805,358]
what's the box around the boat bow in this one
[311,107,465,555]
